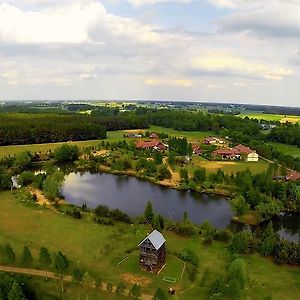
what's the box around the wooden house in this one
[139,230,166,273]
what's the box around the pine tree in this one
[54,251,68,293]
[20,246,33,267]
[183,211,190,224]
[4,244,15,264]
[39,247,52,269]
[153,288,167,300]
[130,283,142,299]
[8,281,26,300]
[144,201,154,224]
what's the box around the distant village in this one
[124,131,300,182]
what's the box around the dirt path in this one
[28,188,57,212]
[160,157,181,187]
[0,265,153,300]
[0,265,72,281]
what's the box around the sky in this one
[0,0,300,106]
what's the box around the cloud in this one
[145,78,193,87]
[0,2,166,45]
[217,1,300,39]
[0,2,103,44]
[0,0,299,106]
[191,51,292,80]
[208,0,236,8]
[128,0,191,7]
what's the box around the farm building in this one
[213,144,259,162]
[234,144,259,162]
[124,133,142,138]
[245,152,259,162]
[286,171,300,182]
[204,137,225,145]
[136,140,168,151]
[213,149,240,160]
[192,145,202,155]
[149,132,159,139]
[139,230,166,273]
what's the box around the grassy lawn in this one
[0,191,300,299]
[268,142,300,158]
[239,112,300,123]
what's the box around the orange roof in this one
[234,144,254,155]
[136,140,163,149]
[213,149,237,156]
[286,171,300,181]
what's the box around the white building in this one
[246,152,259,162]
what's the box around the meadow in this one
[0,140,102,158]
[268,142,300,158]
[174,156,270,176]
[238,112,300,123]
[0,191,300,299]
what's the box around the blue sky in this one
[0,0,300,107]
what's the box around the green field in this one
[268,142,300,158]
[0,140,103,158]
[0,125,214,158]
[0,191,300,299]
[174,156,270,175]
[239,112,300,123]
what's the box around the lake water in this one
[62,172,233,228]
[62,172,300,241]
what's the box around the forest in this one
[0,107,299,171]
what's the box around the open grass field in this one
[176,156,270,175]
[0,191,300,299]
[239,112,300,123]
[0,140,103,158]
[268,142,300,158]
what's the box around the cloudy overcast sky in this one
[0,0,300,106]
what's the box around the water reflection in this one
[62,172,233,228]
[62,172,300,241]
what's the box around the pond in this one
[62,172,233,228]
[62,172,300,241]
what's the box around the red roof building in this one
[204,137,218,145]
[286,171,300,181]
[136,140,167,151]
[213,149,240,160]
[149,132,159,139]
[234,144,254,155]
[192,144,202,155]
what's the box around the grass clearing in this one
[175,156,270,175]
[268,142,300,158]
[0,191,300,299]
